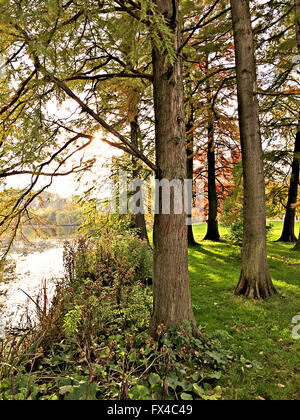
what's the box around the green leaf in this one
[193,383,222,400]
[181,392,193,400]
[206,350,228,365]
[59,385,73,395]
[129,385,151,400]
[148,373,161,387]
[206,371,222,380]
[192,383,205,398]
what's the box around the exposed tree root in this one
[203,232,220,242]
[277,233,298,243]
[293,240,300,251]
[235,271,278,299]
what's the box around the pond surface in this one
[0,239,66,335]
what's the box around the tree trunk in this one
[297,0,300,53]
[292,0,300,251]
[294,230,300,251]
[149,0,198,337]
[130,117,149,244]
[231,0,277,299]
[278,131,300,242]
[204,119,220,241]
[186,108,199,247]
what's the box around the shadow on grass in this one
[187,223,300,400]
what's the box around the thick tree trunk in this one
[149,0,198,337]
[231,0,277,298]
[297,0,300,53]
[204,120,220,241]
[186,110,199,247]
[203,55,220,241]
[278,131,300,242]
[130,117,149,244]
[294,230,300,251]
[292,0,300,251]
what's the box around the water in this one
[0,239,66,335]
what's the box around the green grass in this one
[189,221,300,400]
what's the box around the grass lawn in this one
[189,221,300,400]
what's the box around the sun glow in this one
[88,132,124,161]
[5,132,125,199]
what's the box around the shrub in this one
[64,230,152,287]
[225,219,274,246]
[0,229,228,401]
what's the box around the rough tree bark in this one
[204,119,220,241]
[293,0,300,251]
[130,116,149,244]
[297,0,300,56]
[204,57,220,242]
[279,0,300,242]
[231,0,277,298]
[149,0,198,336]
[294,231,300,251]
[278,131,300,242]
[186,107,199,247]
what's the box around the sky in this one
[4,91,124,199]
[5,132,123,198]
